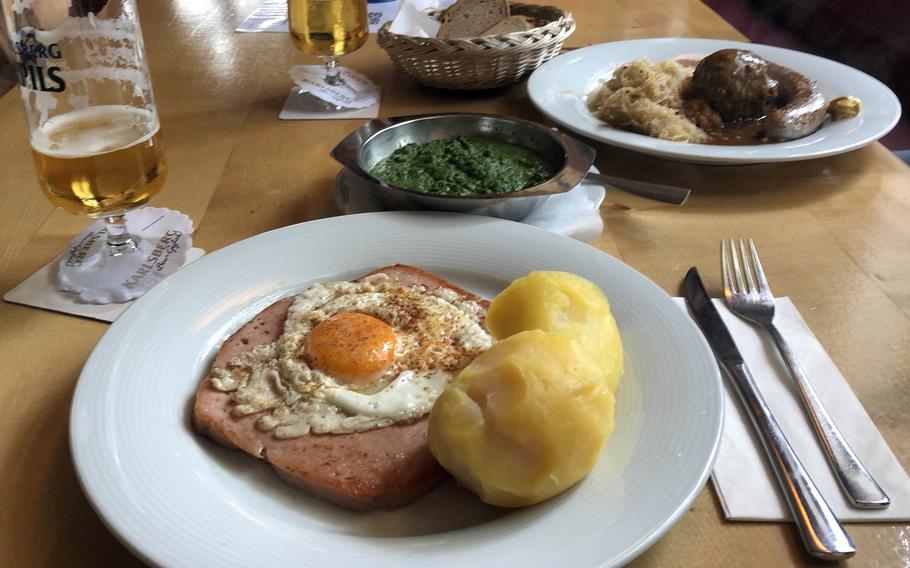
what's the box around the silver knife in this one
[684,267,855,561]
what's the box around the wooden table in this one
[1,0,908,565]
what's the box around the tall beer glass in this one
[288,0,368,86]
[3,0,166,257]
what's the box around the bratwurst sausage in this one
[764,62,827,140]
[687,49,827,141]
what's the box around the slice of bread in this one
[481,15,535,35]
[437,0,510,39]
[192,264,490,511]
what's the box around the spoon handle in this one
[585,172,691,205]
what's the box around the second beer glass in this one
[288,0,368,86]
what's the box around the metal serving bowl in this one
[330,113,596,221]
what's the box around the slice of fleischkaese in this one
[481,15,536,35]
[436,0,510,39]
[192,264,491,511]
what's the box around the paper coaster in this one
[279,87,381,120]
[4,248,205,323]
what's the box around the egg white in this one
[210,274,491,436]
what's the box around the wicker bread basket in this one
[377,3,575,90]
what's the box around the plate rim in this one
[528,37,902,164]
[69,211,724,567]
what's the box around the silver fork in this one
[722,239,890,509]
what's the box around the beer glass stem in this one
[105,215,139,256]
[321,56,343,86]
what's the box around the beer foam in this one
[31,105,159,159]
[59,67,149,92]
[24,89,59,128]
[33,14,152,95]
[33,14,138,45]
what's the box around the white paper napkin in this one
[289,66,380,110]
[280,66,382,120]
[674,297,910,522]
[279,87,381,120]
[519,184,604,242]
[387,0,442,37]
[334,167,605,242]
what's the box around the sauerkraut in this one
[587,58,707,143]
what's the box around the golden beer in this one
[288,0,368,57]
[31,105,167,217]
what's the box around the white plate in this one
[71,212,723,567]
[528,38,901,164]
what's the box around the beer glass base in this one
[105,214,140,256]
[321,56,344,86]
[57,242,158,303]
[287,57,361,113]
[107,239,139,256]
[55,206,193,304]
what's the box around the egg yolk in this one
[304,312,397,385]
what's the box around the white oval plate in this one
[528,38,901,164]
[71,212,722,568]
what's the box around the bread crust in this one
[192,265,489,511]
[437,0,510,39]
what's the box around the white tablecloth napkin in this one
[334,168,606,242]
[675,297,910,521]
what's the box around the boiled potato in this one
[428,330,615,507]
[485,271,623,392]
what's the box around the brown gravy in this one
[703,119,777,146]
[681,92,779,145]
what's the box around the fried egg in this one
[210,274,491,437]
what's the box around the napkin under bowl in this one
[335,166,605,242]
